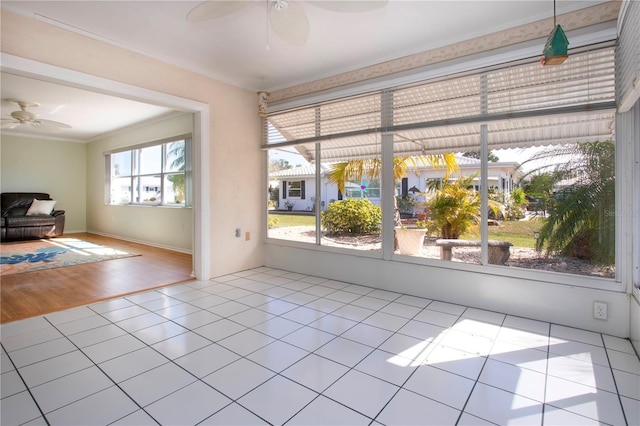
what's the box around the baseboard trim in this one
[81,230,193,254]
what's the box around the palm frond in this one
[526,141,615,264]
[326,154,459,191]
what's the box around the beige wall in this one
[0,135,87,233]
[1,9,264,277]
[86,114,194,252]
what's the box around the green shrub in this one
[267,216,280,229]
[510,188,527,209]
[321,199,381,235]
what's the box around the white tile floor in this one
[1,266,639,425]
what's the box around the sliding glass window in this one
[265,46,616,280]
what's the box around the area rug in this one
[0,238,140,276]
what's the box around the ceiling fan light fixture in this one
[1,99,72,130]
[11,109,36,122]
[273,0,289,12]
[269,1,309,46]
[187,0,387,47]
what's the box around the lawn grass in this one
[270,213,545,249]
[269,212,315,227]
[487,218,545,248]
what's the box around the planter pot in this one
[395,227,426,256]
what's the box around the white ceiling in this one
[1,73,178,142]
[0,0,611,141]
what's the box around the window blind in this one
[265,46,616,161]
[267,92,381,145]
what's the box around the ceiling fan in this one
[187,0,388,46]
[1,99,72,130]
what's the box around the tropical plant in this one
[167,141,186,203]
[424,175,481,239]
[269,158,293,172]
[463,150,500,162]
[521,172,558,213]
[502,187,527,220]
[321,198,382,235]
[269,185,280,207]
[510,188,527,209]
[520,141,615,263]
[396,195,415,216]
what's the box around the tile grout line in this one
[4,267,637,425]
[601,332,630,426]
[0,340,51,426]
[453,310,509,425]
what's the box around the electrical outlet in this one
[235,228,241,238]
[593,301,608,320]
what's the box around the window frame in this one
[287,181,302,198]
[264,45,626,293]
[105,135,192,207]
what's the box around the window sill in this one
[106,203,191,209]
[265,236,623,292]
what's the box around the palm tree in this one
[167,141,186,203]
[520,141,615,263]
[425,175,481,239]
[326,154,459,228]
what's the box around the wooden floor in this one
[1,233,194,324]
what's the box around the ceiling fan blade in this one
[32,119,72,129]
[187,0,251,22]
[270,1,310,46]
[1,120,19,129]
[307,0,387,13]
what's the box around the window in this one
[287,181,302,198]
[106,137,191,206]
[267,148,318,243]
[265,46,617,282]
[346,179,380,198]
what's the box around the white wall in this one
[0,135,87,233]
[631,293,640,354]
[1,9,264,277]
[265,244,630,337]
[86,114,193,252]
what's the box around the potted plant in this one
[284,200,295,211]
[395,221,427,256]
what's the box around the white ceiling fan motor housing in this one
[10,109,37,123]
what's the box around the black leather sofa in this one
[1,193,66,242]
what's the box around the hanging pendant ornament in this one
[257,91,270,117]
[541,0,569,66]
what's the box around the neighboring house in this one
[269,164,329,212]
[270,155,520,211]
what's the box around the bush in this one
[510,188,527,209]
[321,199,381,235]
[267,216,279,229]
[396,195,415,215]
